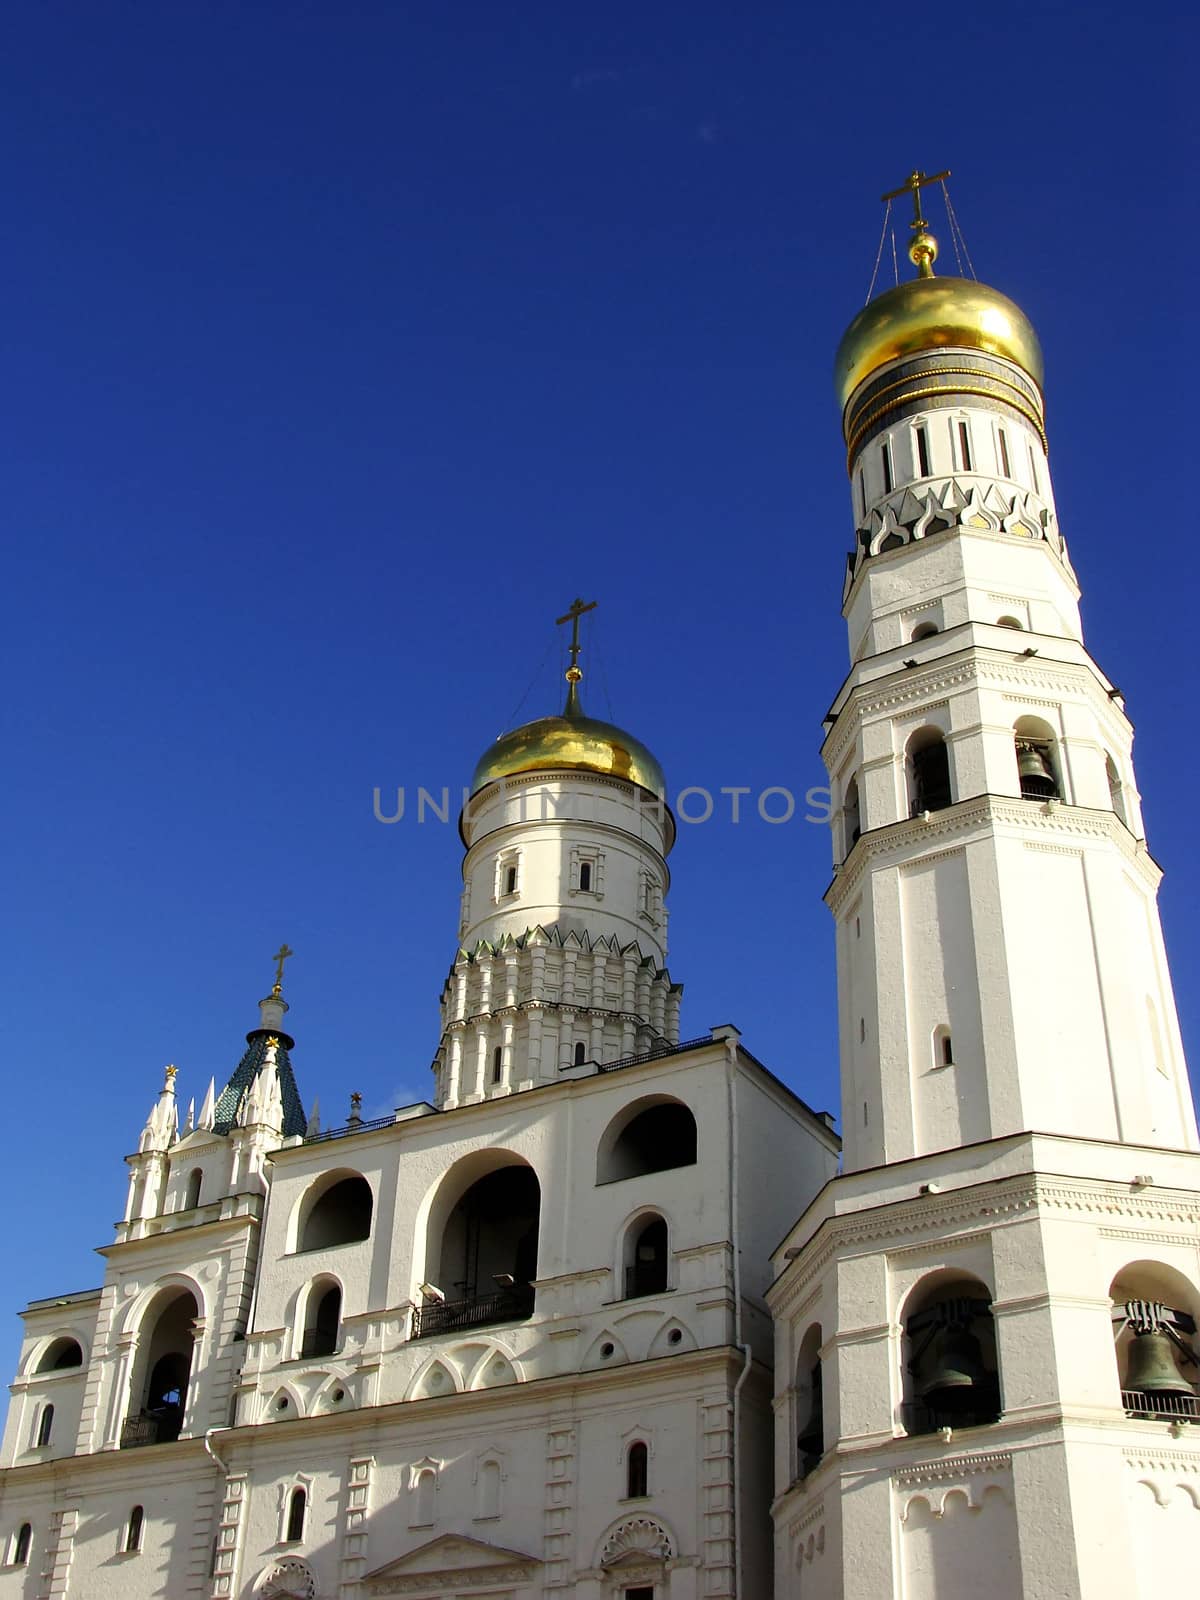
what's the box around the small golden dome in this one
[834,275,1044,414]
[470,708,666,799]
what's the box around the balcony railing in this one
[120,1409,182,1449]
[1122,1388,1200,1421]
[299,1333,338,1360]
[625,1264,669,1299]
[411,1285,534,1340]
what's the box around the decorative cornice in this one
[894,1449,1013,1484]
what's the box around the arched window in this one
[794,1324,824,1479]
[413,1468,436,1527]
[124,1286,199,1447]
[934,1026,954,1068]
[125,1506,144,1554]
[625,1216,669,1298]
[301,1281,341,1359]
[597,1099,698,1184]
[627,1440,649,1498]
[37,1337,82,1373]
[574,1041,587,1067]
[1014,716,1061,800]
[907,728,952,816]
[35,1404,54,1447]
[285,1487,307,1543]
[579,861,592,892]
[902,1273,1001,1435]
[299,1173,373,1251]
[842,776,861,857]
[1110,1263,1200,1421]
[184,1169,203,1210]
[1106,754,1129,827]
[13,1524,31,1566]
[911,621,939,641]
[996,614,1023,629]
[418,1160,540,1337]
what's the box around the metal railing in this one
[411,1285,534,1340]
[594,1037,712,1075]
[1121,1388,1200,1421]
[120,1410,182,1449]
[299,1333,338,1360]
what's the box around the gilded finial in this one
[265,1036,280,1049]
[555,597,597,718]
[165,1063,177,1081]
[882,168,950,279]
[271,943,295,996]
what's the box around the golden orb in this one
[470,710,666,799]
[834,275,1044,415]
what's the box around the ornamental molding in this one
[894,1449,1012,1485]
[1098,1226,1199,1247]
[362,1534,541,1596]
[255,1558,317,1600]
[599,1514,674,1567]
[898,844,966,873]
[1124,1448,1200,1477]
[786,1495,826,1538]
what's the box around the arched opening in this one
[35,1404,54,1447]
[911,621,939,641]
[1110,1262,1199,1421]
[183,1169,203,1211]
[933,1026,954,1069]
[597,1098,698,1184]
[300,1280,342,1359]
[1014,716,1061,801]
[574,1041,587,1067]
[996,615,1023,630]
[285,1487,307,1543]
[902,1273,1001,1434]
[842,776,861,857]
[36,1337,82,1373]
[125,1506,144,1554]
[417,1161,540,1338]
[794,1323,824,1480]
[122,1287,199,1447]
[907,728,953,816]
[626,1439,649,1498]
[299,1173,373,1252]
[13,1524,31,1566]
[477,1458,502,1518]
[1106,754,1129,827]
[624,1216,669,1299]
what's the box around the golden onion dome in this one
[834,274,1044,414]
[470,703,666,799]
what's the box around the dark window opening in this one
[941,1033,954,1067]
[916,425,930,478]
[958,420,973,471]
[286,1488,307,1543]
[415,1165,540,1338]
[300,1175,373,1251]
[1015,739,1060,800]
[491,1046,503,1085]
[599,1101,698,1183]
[626,1217,669,1298]
[125,1506,144,1554]
[997,427,1011,478]
[301,1284,341,1359]
[1028,445,1041,494]
[574,1041,587,1067]
[627,1440,649,1498]
[13,1524,31,1566]
[910,737,952,814]
[904,1292,1001,1434]
[624,1590,655,1600]
[504,864,517,895]
[912,621,939,641]
[38,1338,83,1373]
[796,1359,824,1478]
[881,440,894,495]
[579,861,592,892]
[35,1405,54,1447]
[184,1168,203,1210]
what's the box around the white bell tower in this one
[770,173,1200,1600]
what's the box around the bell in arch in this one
[1124,1329,1194,1396]
[1016,740,1058,799]
[916,1324,991,1412]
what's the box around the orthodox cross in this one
[881,168,951,232]
[271,942,295,994]
[555,597,597,685]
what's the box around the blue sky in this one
[1,2,1195,1378]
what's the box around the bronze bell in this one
[1125,1329,1194,1395]
[1016,740,1058,798]
[917,1325,989,1410]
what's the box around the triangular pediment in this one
[363,1533,541,1594]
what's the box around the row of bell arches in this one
[790,1257,1200,1482]
[836,710,1135,863]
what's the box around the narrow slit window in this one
[13,1524,31,1566]
[125,1506,144,1554]
[1028,444,1041,494]
[504,865,517,896]
[940,1033,954,1067]
[286,1488,307,1543]
[35,1405,54,1447]
[881,440,894,495]
[627,1440,649,1498]
[579,861,592,892]
[915,424,930,478]
[957,420,973,471]
[491,1046,503,1085]
[997,427,1011,478]
[858,468,866,517]
[573,1041,587,1066]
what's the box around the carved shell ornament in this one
[257,1556,317,1599]
[601,1515,673,1565]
